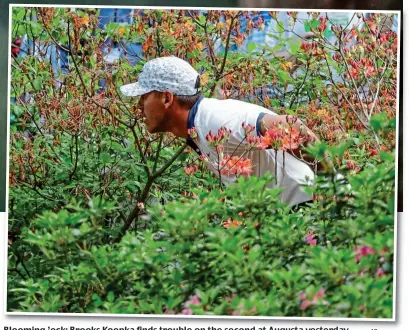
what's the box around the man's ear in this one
[162,91,174,109]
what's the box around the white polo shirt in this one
[187,96,314,207]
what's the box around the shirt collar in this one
[186,95,204,156]
[187,95,204,130]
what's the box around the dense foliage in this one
[8,7,398,317]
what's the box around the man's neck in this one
[167,107,190,139]
[167,96,203,139]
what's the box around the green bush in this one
[8,8,397,318]
[8,146,394,317]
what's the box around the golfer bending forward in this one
[121,56,322,208]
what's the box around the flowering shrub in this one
[7,147,395,316]
[8,7,397,317]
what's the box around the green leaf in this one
[16,9,26,21]
[276,21,285,33]
[32,78,42,92]
[198,14,206,25]
[304,19,320,32]
[278,70,291,82]
[370,113,388,132]
[247,42,257,53]
[11,104,24,117]
[55,172,69,181]
[270,99,281,107]
[107,291,115,302]
[100,152,112,163]
[289,40,301,54]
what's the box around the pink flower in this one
[300,299,312,310]
[343,46,350,54]
[257,127,282,149]
[226,293,237,302]
[205,127,232,146]
[379,33,389,45]
[348,67,360,81]
[369,148,379,156]
[183,164,198,176]
[332,53,342,62]
[183,295,201,308]
[246,135,260,147]
[359,305,366,312]
[216,144,224,154]
[179,296,202,315]
[299,288,329,311]
[364,64,375,78]
[285,115,299,125]
[248,306,257,315]
[220,155,253,177]
[222,218,243,229]
[287,12,298,19]
[187,127,198,139]
[376,267,386,277]
[317,24,325,33]
[348,58,358,68]
[236,158,253,177]
[181,191,198,198]
[242,122,255,137]
[347,160,357,169]
[230,303,256,316]
[355,245,376,263]
[331,24,342,34]
[256,17,265,30]
[205,130,214,142]
[315,288,325,298]
[301,42,312,53]
[281,127,305,150]
[256,124,305,151]
[181,308,193,315]
[189,295,201,306]
[312,288,325,303]
[305,231,317,246]
[364,19,378,34]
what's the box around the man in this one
[120,56,321,207]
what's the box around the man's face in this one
[138,91,169,133]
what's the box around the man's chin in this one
[146,125,162,134]
[145,120,166,134]
[145,121,154,133]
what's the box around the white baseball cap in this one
[120,56,201,97]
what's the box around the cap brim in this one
[120,82,149,97]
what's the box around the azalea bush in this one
[8,7,398,317]
[7,147,395,316]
